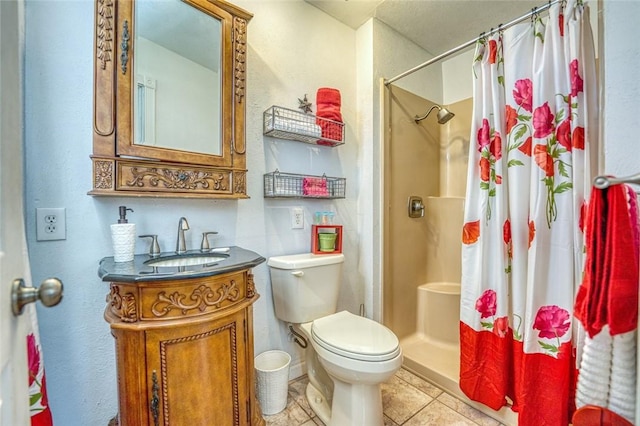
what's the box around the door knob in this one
[11,278,63,316]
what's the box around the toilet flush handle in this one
[291,271,304,277]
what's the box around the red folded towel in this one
[316,88,342,122]
[574,184,640,337]
[316,88,343,141]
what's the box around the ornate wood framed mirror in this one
[90,0,252,198]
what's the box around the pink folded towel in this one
[302,177,329,197]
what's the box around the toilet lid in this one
[311,311,400,362]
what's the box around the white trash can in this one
[254,350,291,415]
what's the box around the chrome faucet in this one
[176,217,190,254]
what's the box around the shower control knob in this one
[408,196,425,218]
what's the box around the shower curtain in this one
[460,1,597,425]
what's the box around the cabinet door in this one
[145,310,249,426]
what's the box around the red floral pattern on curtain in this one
[460,1,597,424]
[27,307,53,425]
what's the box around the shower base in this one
[401,333,459,395]
[401,335,518,426]
[400,282,518,426]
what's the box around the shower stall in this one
[381,83,517,424]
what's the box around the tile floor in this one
[263,368,505,426]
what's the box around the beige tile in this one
[263,395,312,426]
[404,400,479,426]
[436,392,500,426]
[395,368,444,399]
[382,375,433,424]
[288,377,315,417]
[384,414,400,426]
[282,373,487,426]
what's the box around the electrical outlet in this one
[36,208,66,241]
[291,207,304,229]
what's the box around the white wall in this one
[24,1,358,424]
[600,10,640,420]
[372,20,442,103]
[356,20,376,318]
[442,49,474,105]
[601,0,640,177]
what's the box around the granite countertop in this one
[98,246,266,282]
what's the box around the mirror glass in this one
[134,0,222,155]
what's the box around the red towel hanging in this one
[574,184,640,336]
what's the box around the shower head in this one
[414,105,455,124]
[436,107,455,124]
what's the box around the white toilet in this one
[268,253,402,426]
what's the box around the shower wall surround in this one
[383,88,467,340]
[383,85,440,339]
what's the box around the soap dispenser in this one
[111,206,135,262]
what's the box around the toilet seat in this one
[311,311,401,362]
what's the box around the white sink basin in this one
[145,254,227,268]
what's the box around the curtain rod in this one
[384,0,563,86]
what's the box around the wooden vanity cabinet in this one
[104,269,265,426]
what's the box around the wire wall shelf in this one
[263,105,345,147]
[264,170,346,199]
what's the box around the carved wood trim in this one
[233,17,247,103]
[107,286,138,322]
[93,158,114,190]
[151,282,240,317]
[118,160,231,194]
[246,273,255,299]
[90,157,250,199]
[94,0,116,139]
[233,171,246,195]
[124,166,228,192]
[96,0,114,70]
[158,323,239,425]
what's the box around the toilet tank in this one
[267,253,344,323]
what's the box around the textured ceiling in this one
[305,0,542,56]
